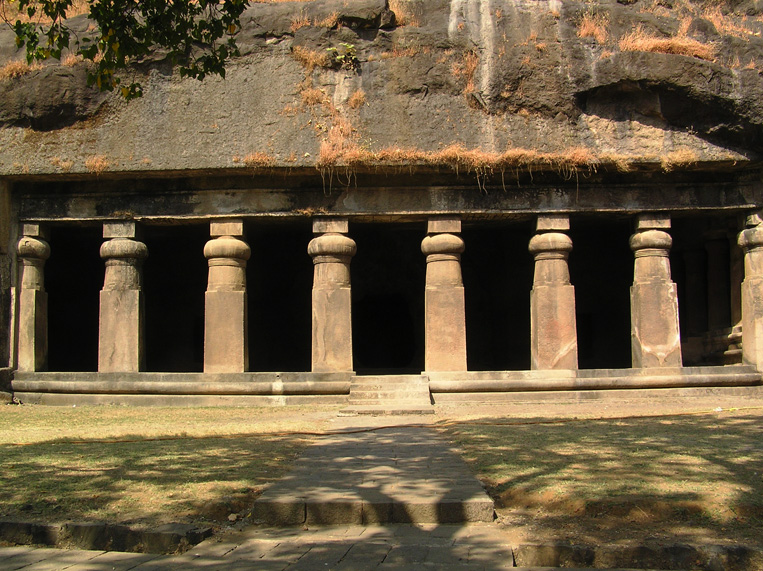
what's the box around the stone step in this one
[349,389,431,399]
[351,375,429,386]
[339,405,436,416]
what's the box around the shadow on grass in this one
[0,434,310,526]
[439,411,763,546]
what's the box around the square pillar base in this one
[99,289,144,372]
[205,291,248,373]
[631,282,682,368]
[531,284,578,370]
[312,287,353,373]
[17,289,47,372]
[425,286,467,372]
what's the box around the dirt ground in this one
[433,393,763,549]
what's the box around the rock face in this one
[1,0,763,176]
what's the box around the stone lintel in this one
[536,214,569,232]
[210,218,245,237]
[427,216,461,234]
[21,223,48,239]
[103,221,137,239]
[313,217,349,234]
[635,213,671,230]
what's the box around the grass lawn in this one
[438,407,763,546]
[0,405,338,528]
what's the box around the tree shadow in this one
[438,411,763,547]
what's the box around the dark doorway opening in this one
[570,217,633,369]
[46,225,101,372]
[247,221,312,372]
[143,224,207,372]
[352,224,424,375]
[462,222,533,371]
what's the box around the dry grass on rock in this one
[0,60,42,80]
[291,45,330,72]
[619,25,716,60]
[578,12,609,44]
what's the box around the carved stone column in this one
[421,217,467,372]
[738,214,763,370]
[630,214,682,368]
[16,224,50,372]
[529,215,578,370]
[204,219,250,373]
[309,218,356,373]
[98,222,148,372]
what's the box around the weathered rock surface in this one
[1,0,763,177]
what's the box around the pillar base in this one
[204,290,248,373]
[99,289,144,373]
[630,282,682,368]
[17,289,47,372]
[531,284,578,370]
[312,287,353,373]
[424,286,467,372]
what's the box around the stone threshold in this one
[11,371,353,395]
[0,520,212,554]
[429,365,762,393]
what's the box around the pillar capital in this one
[630,229,672,256]
[17,235,51,263]
[529,232,572,261]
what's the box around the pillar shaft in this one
[630,215,682,368]
[98,222,147,373]
[529,216,578,370]
[739,222,763,370]
[309,218,355,373]
[422,217,467,372]
[16,225,50,372]
[204,219,250,373]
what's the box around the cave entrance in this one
[462,221,534,371]
[46,225,102,372]
[142,224,207,372]
[570,216,633,370]
[246,220,312,372]
[351,223,425,375]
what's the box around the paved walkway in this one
[252,423,494,526]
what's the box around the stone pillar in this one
[738,214,763,370]
[204,219,250,373]
[308,217,356,373]
[630,214,682,368]
[16,224,50,372]
[421,217,467,372]
[98,222,148,372]
[529,215,578,370]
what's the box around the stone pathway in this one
[252,423,494,526]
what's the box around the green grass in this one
[0,405,337,527]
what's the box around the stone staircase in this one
[340,374,434,415]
